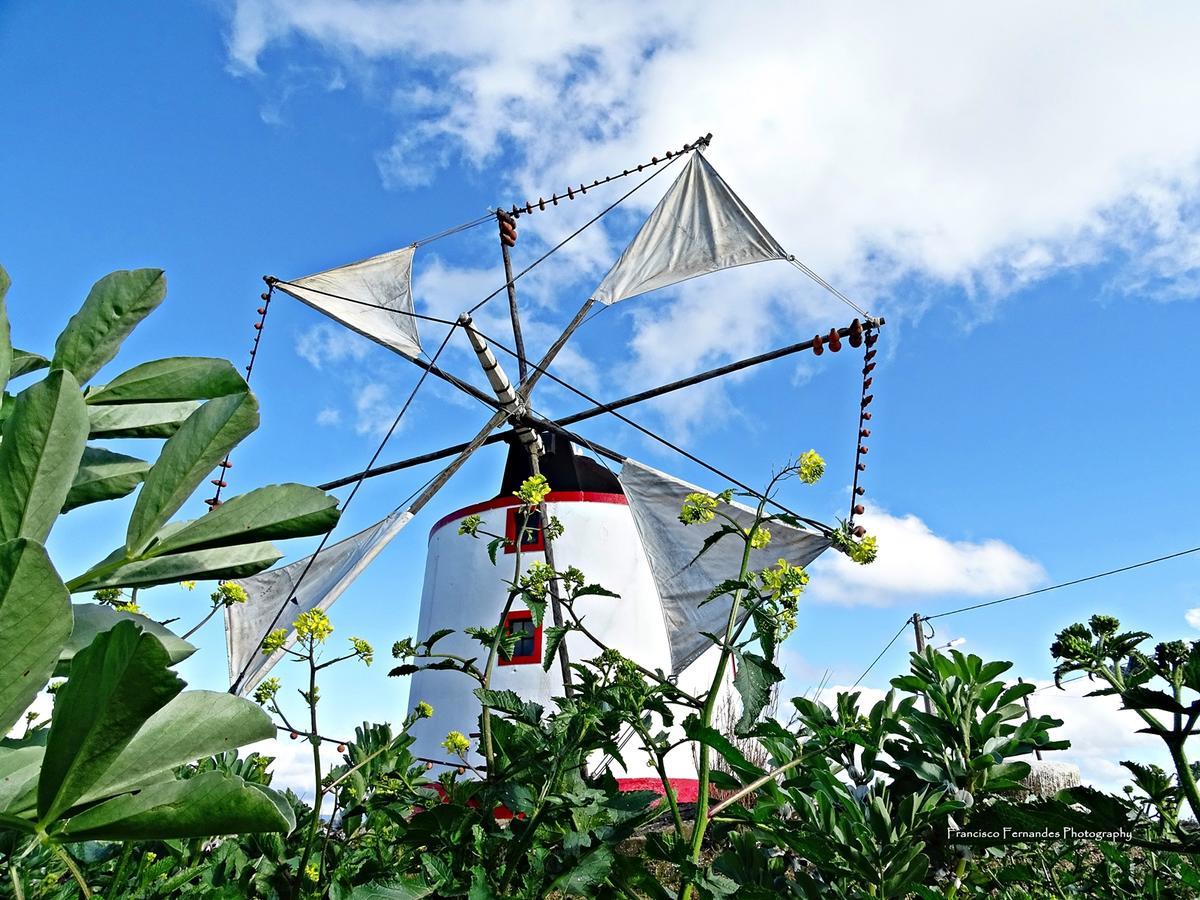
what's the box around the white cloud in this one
[316,407,341,426]
[1187,607,1200,630]
[353,382,395,436]
[807,508,1045,606]
[295,322,370,370]
[229,0,1200,423]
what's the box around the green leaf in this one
[126,391,259,555]
[543,625,572,672]
[52,269,166,384]
[76,690,275,804]
[58,771,293,840]
[145,484,339,557]
[473,688,543,724]
[0,539,71,735]
[61,446,149,512]
[349,878,436,900]
[733,651,783,735]
[67,539,282,592]
[0,265,10,392]
[0,369,89,543]
[87,399,201,438]
[0,743,44,817]
[56,603,195,676]
[549,845,615,896]
[38,620,184,824]
[85,357,246,405]
[683,718,766,782]
[9,349,49,380]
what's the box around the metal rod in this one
[498,212,529,383]
[317,317,884,491]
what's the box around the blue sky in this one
[4,1,1200,789]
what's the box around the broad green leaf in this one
[126,391,259,555]
[683,718,766,782]
[52,269,166,384]
[733,651,783,735]
[10,349,49,380]
[38,620,184,824]
[67,539,281,592]
[88,399,201,438]
[542,624,571,672]
[56,603,195,676]
[0,264,10,392]
[58,771,293,841]
[0,540,71,734]
[0,743,43,817]
[86,357,246,405]
[146,484,339,557]
[77,691,275,804]
[549,845,615,896]
[350,877,436,899]
[61,446,149,512]
[0,369,89,543]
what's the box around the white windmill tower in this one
[220,135,882,800]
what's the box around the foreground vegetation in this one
[2,265,1199,897]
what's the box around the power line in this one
[924,545,1200,621]
[851,618,911,687]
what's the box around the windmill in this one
[219,134,883,795]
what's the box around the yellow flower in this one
[180,580,197,591]
[304,863,319,883]
[350,636,374,665]
[520,561,555,597]
[441,730,470,756]
[850,533,879,565]
[114,601,142,614]
[759,559,809,602]
[415,701,434,719]
[679,492,718,525]
[747,526,771,549]
[261,629,289,655]
[515,474,551,506]
[252,677,281,705]
[797,450,825,485]
[212,581,248,607]
[294,609,333,643]
[458,514,482,536]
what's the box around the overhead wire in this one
[851,619,911,688]
[924,545,1200,621]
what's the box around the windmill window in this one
[499,610,541,666]
[505,507,545,554]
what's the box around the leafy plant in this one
[0,264,341,896]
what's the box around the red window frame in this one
[498,610,542,666]
[504,506,545,554]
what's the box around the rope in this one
[468,152,687,315]
[270,281,460,328]
[229,322,462,693]
[503,134,711,219]
[411,213,496,248]
[924,545,1200,621]
[207,285,276,508]
[786,256,870,318]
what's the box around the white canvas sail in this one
[592,153,787,305]
[618,459,830,674]
[226,509,413,694]
[277,246,422,359]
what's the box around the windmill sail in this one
[592,153,787,305]
[618,459,830,674]
[226,509,413,694]
[276,246,422,359]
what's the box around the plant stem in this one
[295,643,323,893]
[181,603,220,640]
[108,842,134,898]
[50,844,91,898]
[680,514,759,900]
[8,863,24,900]
[706,752,814,819]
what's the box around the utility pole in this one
[911,612,932,715]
